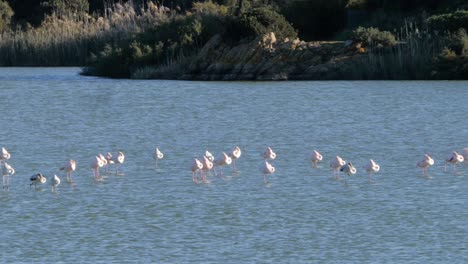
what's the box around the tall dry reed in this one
[0,1,169,66]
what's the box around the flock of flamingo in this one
[0,146,467,191]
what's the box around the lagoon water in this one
[0,68,467,263]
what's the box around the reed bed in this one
[0,2,168,66]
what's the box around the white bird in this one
[154,148,164,160]
[191,158,203,183]
[330,156,346,179]
[113,151,125,175]
[263,147,276,160]
[0,147,11,161]
[205,150,214,162]
[50,174,61,191]
[340,162,357,185]
[214,152,232,176]
[2,162,15,190]
[417,154,434,177]
[231,146,242,172]
[90,156,105,180]
[262,161,275,184]
[60,159,76,183]
[30,173,47,189]
[201,156,213,183]
[311,150,323,168]
[445,151,464,174]
[364,159,380,182]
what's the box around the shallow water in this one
[0,68,467,263]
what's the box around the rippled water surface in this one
[0,68,467,263]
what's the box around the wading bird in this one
[60,159,76,183]
[262,161,275,184]
[191,158,203,183]
[214,152,232,176]
[1,162,15,190]
[311,150,323,168]
[417,154,434,177]
[445,151,464,174]
[50,174,61,192]
[231,146,241,172]
[330,156,346,179]
[364,159,380,182]
[30,173,47,189]
[263,147,276,160]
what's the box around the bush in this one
[226,6,297,42]
[432,47,468,79]
[427,10,468,32]
[352,26,397,47]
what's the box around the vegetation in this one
[0,0,467,79]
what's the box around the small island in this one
[0,0,467,80]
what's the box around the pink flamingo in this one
[214,152,232,176]
[364,159,380,182]
[263,147,276,160]
[330,156,346,179]
[201,156,213,183]
[417,154,434,177]
[340,162,357,185]
[231,146,241,172]
[2,162,15,190]
[445,151,464,174]
[311,150,323,168]
[50,174,61,192]
[205,150,214,162]
[113,151,125,175]
[60,159,77,183]
[191,158,203,183]
[90,156,105,180]
[262,161,275,184]
[0,147,11,161]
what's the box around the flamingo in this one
[30,173,47,189]
[445,151,464,174]
[364,159,380,182]
[113,151,125,175]
[201,156,213,183]
[1,162,15,190]
[330,156,346,179]
[417,154,434,177]
[231,146,241,172]
[0,147,11,161]
[90,156,105,180]
[311,150,323,168]
[205,150,214,162]
[50,174,61,192]
[191,158,203,183]
[340,162,357,185]
[154,148,164,167]
[263,147,276,160]
[214,152,232,176]
[60,159,76,183]
[154,148,164,160]
[262,161,275,184]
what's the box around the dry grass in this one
[0,2,169,66]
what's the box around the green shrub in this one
[427,10,468,32]
[352,26,397,47]
[226,6,297,42]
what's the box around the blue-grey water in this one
[0,68,467,263]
